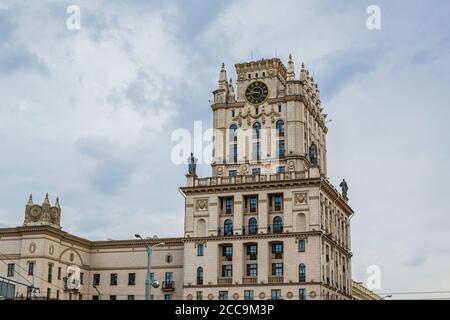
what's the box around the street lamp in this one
[381,295,392,300]
[135,234,165,300]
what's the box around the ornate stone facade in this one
[0,56,358,300]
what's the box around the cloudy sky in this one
[1,0,449,299]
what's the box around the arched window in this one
[276,120,285,137]
[252,122,261,161]
[252,122,261,139]
[248,217,258,235]
[229,124,238,162]
[197,267,203,285]
[299,264,306,282]
[273,216,283,234]
[224,219,233,236]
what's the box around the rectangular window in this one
[272,243,284,256]
[164,294,173,300]
[222,265,233,278]
[128,295,135,300]
[276,166,285,173]
[93,295,99,300]
[298,239,306,252]
[225,198,233,214]
[252,142,261,160]
[93,274,100,286]
[47,288,51,300]
[246,264,257,277]
[244,290,254,300]
[7,263,15,277]
[58,267,61,280]
[56,290,60,300]
[79,294,83,300]
[277,140,285,158]
[110,295,117,300]
[249,196,257,212]
[271,289,282,300]
[196,291,203,300]
[246,244,257,259]
[48,264,53,283]
[80,272,84,285]
[229,170,237,177]
[218,291,228,300]
[128,273,136,285]
[272,263,284,276]
[274,194,283,211]
[110,273,118,286]
[299,288,307,300]
[165,272,174,283]
[28,261,35,276]
[251,167,261,175]
[222,245,233,259]
[197,244,204,256]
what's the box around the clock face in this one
[245,81,269,105]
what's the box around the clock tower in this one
[211,56,328,178]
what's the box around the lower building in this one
[351,281,381,300]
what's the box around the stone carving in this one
[29,242,36,253]
[187,152,198,176]
[309,142,318,165]
[287,291,293,299]
[24,194,61,227]
[195,199,208,211]
[294,192,307,205]
[216,166,224,176]
[232,105,280,127]
[288,160,295,171]
[340,179,349,199]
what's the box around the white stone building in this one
[0,57,354,300]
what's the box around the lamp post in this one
[135,234,165,300]
[381,295,392,300]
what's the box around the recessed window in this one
[196,291,203,300]
[244,290,254,300]
[252,168,261,175]
[93,274,100,286]
[166,254,173,264]
[262,72,265,77]
[28,261,35,276]
[128,273,136,286]
[278,104,282,112]
[276,166,285,173]
[271,263,284,276]
[248,74,251,79]
[222,265,233,278]
[219,291,228,300]
[229,170,237,177]
[255,73,258,78]
[128,295,135,300]
[231,109,235,117]
[7,264,14,277]
[248,217,258,235]
[110,273,118,286]
[271,289,282,300]
[298,239,306,252]
[299,264,306,282]
[246,264,257,277]
[197,267,203,285]
[224,219,233,236]
[197,243,204,256]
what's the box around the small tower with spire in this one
[213,63,229,104]
[287,54,295,81]
[23,193,62,229]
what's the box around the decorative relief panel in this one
[294,192,307,206]
[195,199,209,211]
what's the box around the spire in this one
[55,197,61,209]
[300,62,307,81]
[43,193,50,206]
[27,194,33,206]
[218,63,228,90]
[287,54,295,80]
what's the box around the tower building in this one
[0,56,354,300]
[181,56,353,300]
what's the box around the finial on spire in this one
[55,197,60,209]
[287,54,295,80]
[301,62,305,69]
[43,193,50,206]
[27,194,33,206]
[221,62,225,69]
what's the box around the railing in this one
[267,224,284,234]
[242,277,257,284]
[217,277,232,285]
[194,171,308,187]
[246,254,257,261]
[242,226,258,235]
[221,255,233,262]
[271,253,283,259]
[162,281,175,291]
[268,276,284,284]
[217,228,234,236]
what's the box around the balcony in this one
[221,255,233,262]
[192,171,308,187]
[246,254,257,261]
[242,276,257,285]
[162,281,175,292]
[268,276,284,284]
[267,224,284,234]
[217,228,234,236]
[242,226,258,235]
[217,277,232,285]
